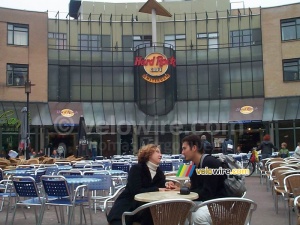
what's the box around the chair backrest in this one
[196,197,257,225]
[285,174,300,196]
[57,170,83,178]
[122,199,195,225]
[12,176,40,199]
[83,173,112,191]
[159,162,173,172]
[34,168,47,183]
[45,166,59,175]
[41,175,71,198]
[111,163,130,172]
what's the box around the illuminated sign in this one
[134,52,176,83]
[239,106,254,115]
[59,109,75,118]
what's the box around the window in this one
[283,59,300,81]
[133,35,152,50]
[48,32,67,49]
[281,18,300,41]
[229,29,261,47]
[6,64,28,86]
[78,34,111,51]
[164,34,186,49]
[8,23,29,46]
[196,32,218,48]
[122,35,152,51]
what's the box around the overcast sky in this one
[0,0,299,16]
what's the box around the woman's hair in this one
[138,144,160,164]
[263,134,271,141]
[281,142,287,148]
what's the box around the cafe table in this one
[134,190,198,203]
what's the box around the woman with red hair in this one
[257,134,278,159]
[107,144,167,225]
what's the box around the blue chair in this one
[111,163,130,173]
[11,176,45,225]
[41,175,93,225]
[159,162,173,172]
[83,172,114,213]
[0,178,18,225]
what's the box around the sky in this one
[0,0,299,17]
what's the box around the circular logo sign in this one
[240,106,254,115]
[143,53,169,77]
[60,109,75,117]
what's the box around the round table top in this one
[4,169,36,175]
[134,191,198,202]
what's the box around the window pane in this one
[283,63,299,81]
[8,24,28,46]
[282,26,296,40]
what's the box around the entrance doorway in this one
[48,134,76,157]
[235,122,265,153]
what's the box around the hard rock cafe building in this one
[1,0,300,157]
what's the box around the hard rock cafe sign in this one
[134,52,176,83]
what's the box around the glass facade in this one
[48,13,263,103]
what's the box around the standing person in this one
[107,144,167,225]
[294,142,300,158]
[222,136,234,154]
[90,140,98,161]
[257,134,278,159]
[201,135,213,154]
[278,142,290,158]
[167,135,227,225]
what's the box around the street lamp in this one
[25,80,31,160]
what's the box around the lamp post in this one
[25,80,31,160]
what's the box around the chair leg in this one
[10,203,18,225]
[68,206,75,225]
[89,202,93,225]
[54,206,60,223]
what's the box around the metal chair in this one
[103,185,126,219]
[0,178,18,225]
[111,163,130,173]
[11,176,45,225]
[45,166,59,175]
[83,171,114,213]
[40,175,93,225]
[190,197,257,225]
[159,162,173,172]
[122,199,195,225]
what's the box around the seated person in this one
[278,142,290,158]
[51,149,60,158]
[107,144,167,225]
[167,135,228,225]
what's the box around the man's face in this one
[181,141,195,161]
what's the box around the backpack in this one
[200,154,246,197]
[203,140,213,154]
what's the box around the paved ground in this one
[1,173,295,225]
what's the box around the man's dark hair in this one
[182,134,204,154]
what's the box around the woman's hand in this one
[165,181,180,191]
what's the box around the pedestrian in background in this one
[257,134,278,159]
